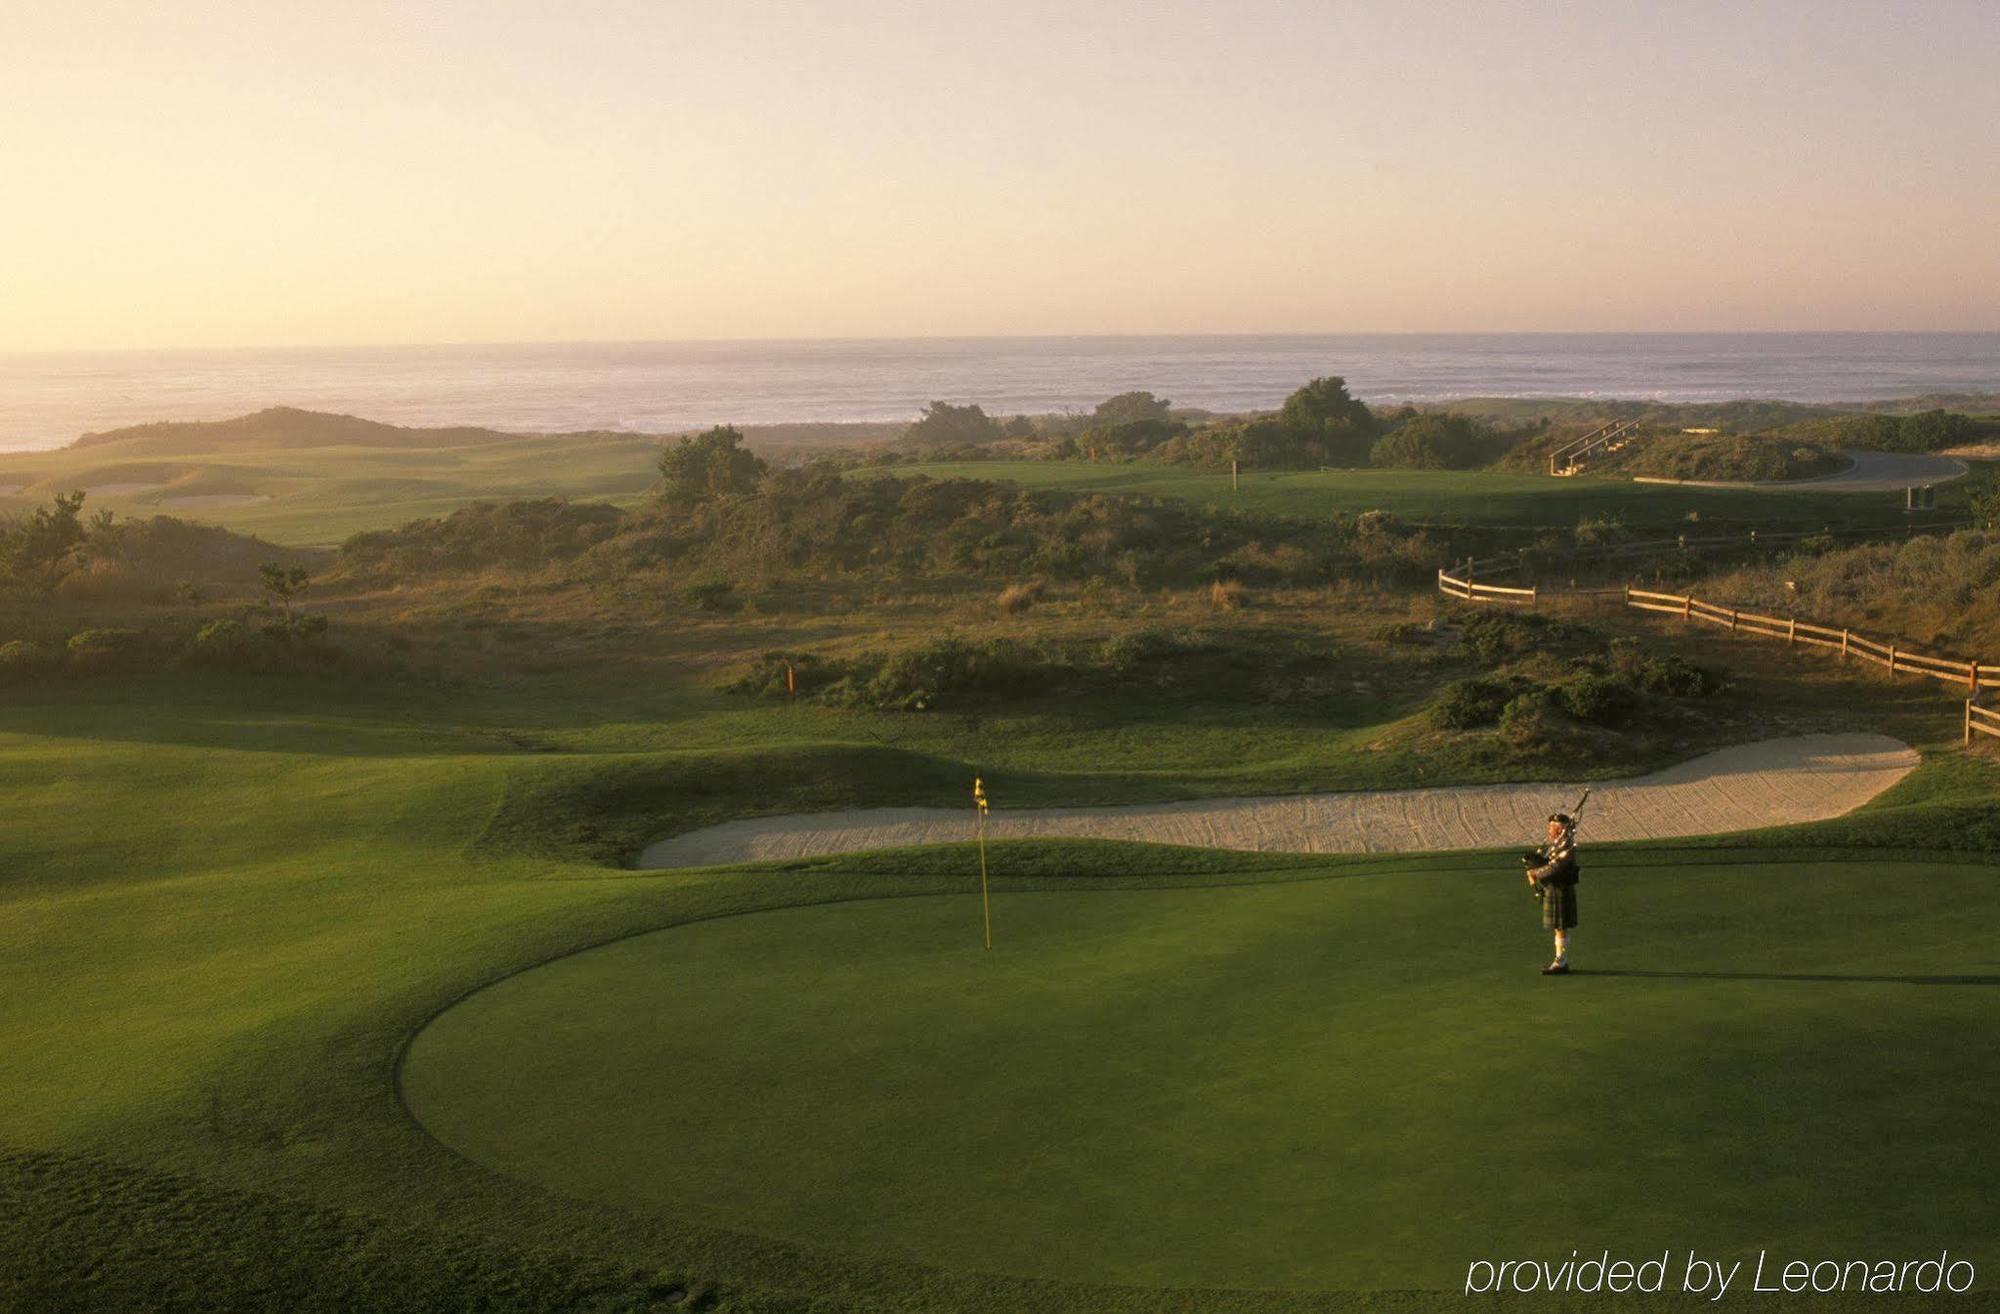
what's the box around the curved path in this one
[638,733,1918,869]
[1632,448,1967,492]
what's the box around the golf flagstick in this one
[973,777,992,950]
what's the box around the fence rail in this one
[1437,567,1536,604]
[1969,700,2000,746]
[1621,587,1986,693]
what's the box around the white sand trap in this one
[82,482,167,497]
[159,493,271,510]
[638,733,1918,869]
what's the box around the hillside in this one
[73,407,568,454]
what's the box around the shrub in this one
[1459,611,1582,666]
[1606,640,1724,697]
[681,579,737,611]
[1560,673,1639,727]
[1430,677,1512,730]
[1374,621,1431,645]
[191,618,248,662]
[997,580,1045,613]
[64,628,143,674]
[0,639,54,683]
[1499,689,1562,746]
[1209,580,1245,611]
[1370,413,1493,470]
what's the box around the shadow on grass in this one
[1581,969,2000,986]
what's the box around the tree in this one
[902,401,1003,448]
[259,563,310,624]
[1279,376,1378,465]
[1,490,89,591]
[1092,391,1172,425]
[657,426,767,503]
[259,562,327,640]
[1002,414,1036,438]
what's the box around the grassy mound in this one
[1617,435,1846,483]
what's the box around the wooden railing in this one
[1547,419,1642,476]
[1624,587,1991,693]
[1968,700,2000,746]
[1437,566,1536,605]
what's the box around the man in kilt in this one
[1523,812,1580,975]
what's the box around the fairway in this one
[402,858,2000,1291]
[873,460,1938,533]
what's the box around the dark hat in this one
[1548,812,1574,827]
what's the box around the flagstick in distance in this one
[973,776,992,950]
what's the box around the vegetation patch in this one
[1619,434,1846,482]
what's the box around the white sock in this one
[1553,930,1569,965]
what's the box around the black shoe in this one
[1540,963,1570,975]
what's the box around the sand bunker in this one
[638,734,1917,869]
[82,482,167,498]
[158,493,271,510]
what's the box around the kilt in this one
[1538,881,1578,930]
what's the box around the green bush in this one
[64,628,143,674]
[1607,639,1724,697]
[680,579,737,611]
[1560,673,1639,726]
[1459,611,1583,666]
[0,639,54,683]
[1499,689,1562,745]
[1369,414,1494,470]
[1430,677,1513,730]
[191,618,248,660]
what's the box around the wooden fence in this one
[1968,700,2000,747]
[1624,587,1994,694]
[1437,566,1536,605]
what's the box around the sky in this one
[3,0,1997,351]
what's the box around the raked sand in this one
[637,733,1918,869]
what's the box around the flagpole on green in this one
[973,776,992,950]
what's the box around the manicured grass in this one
[873,460,1929,534]
[402,861,2000,1291]
[0,431,662,545]
[2,671,1996,1311]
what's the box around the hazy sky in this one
[5,0,1997,350]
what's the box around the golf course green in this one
[403,857,2000,1291]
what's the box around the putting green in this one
[402,859,2000,1291]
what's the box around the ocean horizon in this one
[2,331,1996,452]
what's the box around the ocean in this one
[1,332,1995,452]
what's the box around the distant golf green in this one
[873,460,1927,533]
[403,859,2000,1290]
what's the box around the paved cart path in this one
[637,733,1918,869]
[1632,449,1967,492]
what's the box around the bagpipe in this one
[1522,787,1589,895]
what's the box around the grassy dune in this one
[0,430,664,545]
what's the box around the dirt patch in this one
[637,734,1918,869]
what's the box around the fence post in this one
[1841,629,1849,660]
[1889,643,1897,673]
[1788,618,1796,645]
[1682,595,1691,622]
[1730,609,1738,633]
[1968,699,1975,748]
